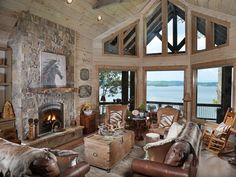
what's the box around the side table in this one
[80,113,96,134]
[132,117,147,141]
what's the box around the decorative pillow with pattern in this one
[159,114,174,128]
[110,110,123,127]
[214,122,231,137]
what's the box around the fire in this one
[46,114,57,122]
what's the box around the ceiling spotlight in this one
[66,0,73,4]
[97,15,102,21]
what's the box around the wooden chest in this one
[84,130,135,170]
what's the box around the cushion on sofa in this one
[166,122,184,139]
[164,141,191,167]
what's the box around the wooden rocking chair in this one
[203,108,236,154]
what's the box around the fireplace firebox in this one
[38,102,64,136]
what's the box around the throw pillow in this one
[164,141,191,167]
[166,122,184,139]
[214,122,231,137]
[159,114,174,128]
[110,110,123,127]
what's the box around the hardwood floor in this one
[197,149,236,177]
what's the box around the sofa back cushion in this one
[164,141,191,167]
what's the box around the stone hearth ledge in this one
[22,126,84,148]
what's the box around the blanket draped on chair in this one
[176,121,202,160]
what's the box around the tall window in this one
[146,1,186,55]
[167,2,186,54]
[146,4,162,54]
[196,68,222,120]
[146,70,184,111]
[99,70,135,114]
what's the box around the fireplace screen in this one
[38,103,64,136]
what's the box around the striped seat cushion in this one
[159,114,174,128]
[214,122,231,137]
[110,110,123,127]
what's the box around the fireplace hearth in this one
[38,102,64,136]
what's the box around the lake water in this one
[147,85,218,103]
[102,85,218,104]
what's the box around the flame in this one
[52,115,56,121]
[46,114,57,122]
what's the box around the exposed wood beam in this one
[92,0,122,9]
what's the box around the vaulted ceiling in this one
[0,0,235,47]
[0,0,149,41]
[186,0,236,16]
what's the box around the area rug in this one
[74,144,145,177]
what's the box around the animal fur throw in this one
[0,138,79,177]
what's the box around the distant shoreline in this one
[147,81,217,87]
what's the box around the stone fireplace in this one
[38,102,64,136]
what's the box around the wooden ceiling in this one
[0,0,235,47]
[0,0,149,40]
[186,0,236,16]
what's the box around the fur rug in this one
[74,144,144,177]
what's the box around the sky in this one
[147,68,219,82]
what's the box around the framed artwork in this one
[40,52,66,87]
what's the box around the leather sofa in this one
[131,122,202,177]
[0,138,90,177]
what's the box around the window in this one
[214,23,227,46]
[197,17,206,51]
[104,36,118,54]
[146,70,184,111]
[146,1,186,55]
[192,14,229,53]
[104,24,138,56]
[195,66,233,121]
[123,26,137,55]
[167,2,186,54]
[99,70,135,114]
[146,5,162,54]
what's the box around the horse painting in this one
[40,52,66,87]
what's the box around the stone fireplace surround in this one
[9,12,77,141]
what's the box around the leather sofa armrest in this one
[145,141,173,163]
[132,159,189,177]
[60,161,90,177]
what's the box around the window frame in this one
[144,0,188,57]
[102,21,139,57]
[191,11,230,54]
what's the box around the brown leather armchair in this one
[132,122,202,177]
[0,138,90,177]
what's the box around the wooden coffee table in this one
[84,130,135,171]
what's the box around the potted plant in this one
[81,102,93,116]
[138,103,146,117]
